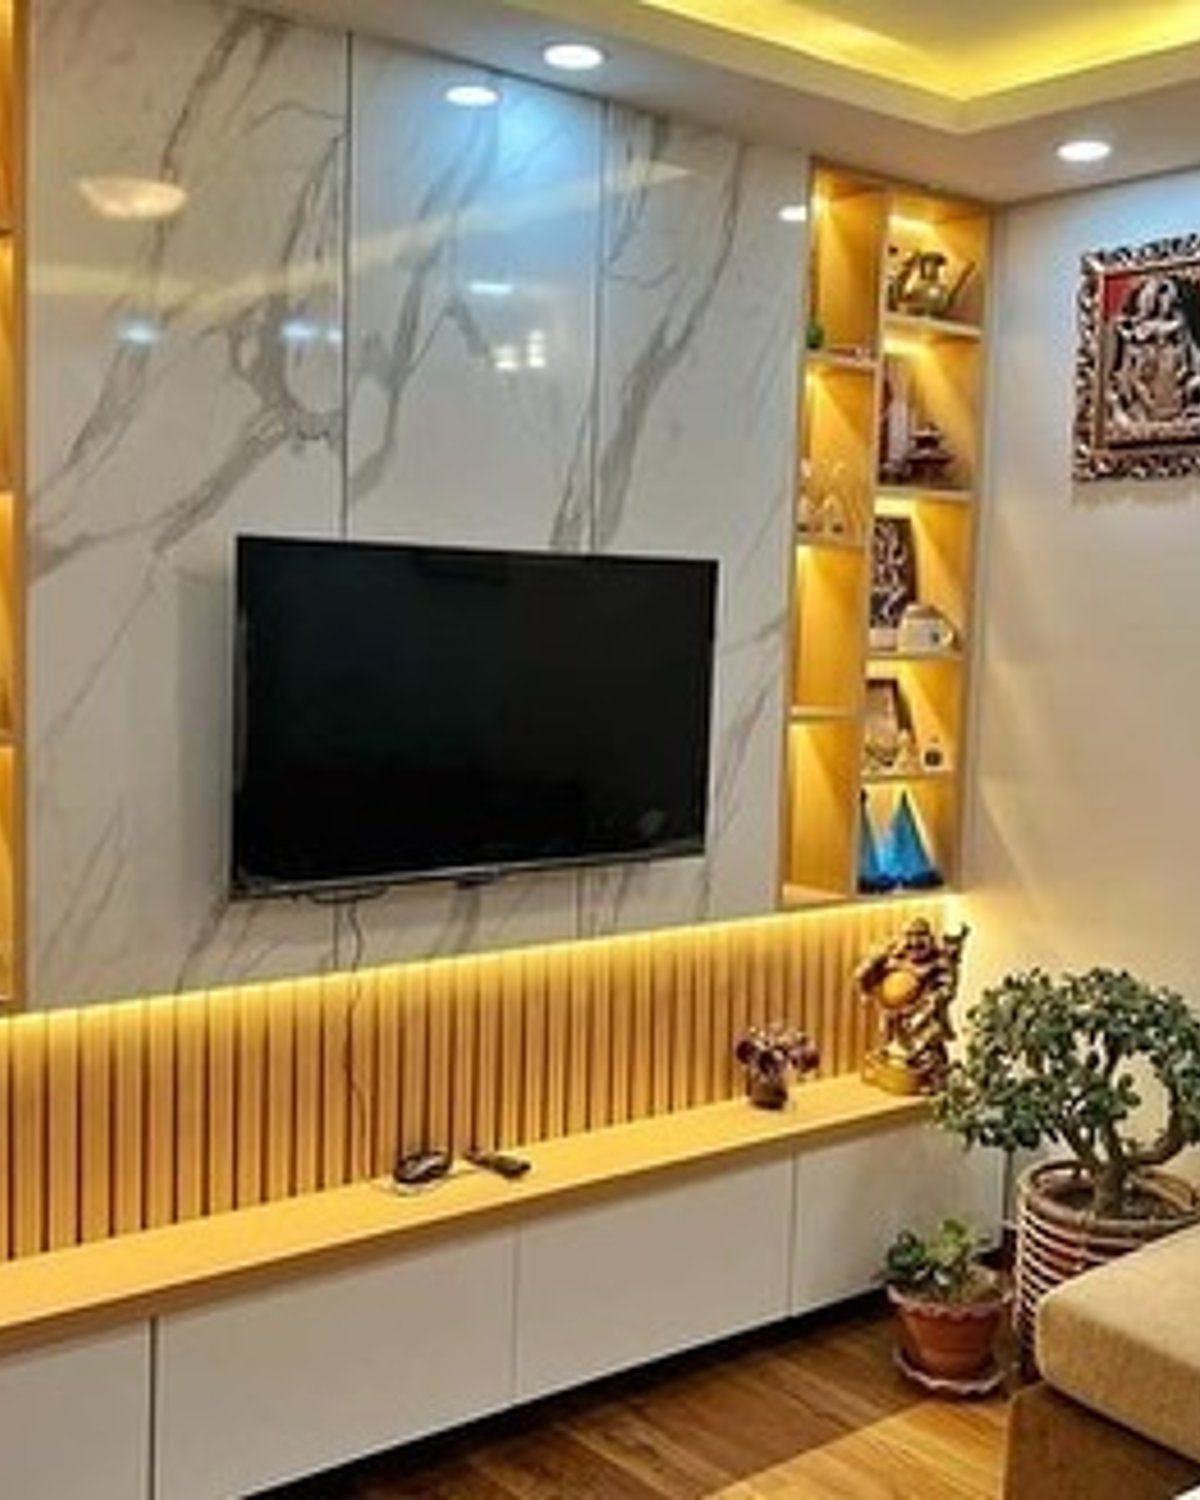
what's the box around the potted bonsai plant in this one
[734,1025,820,1109]
[884,1217,1009,1392]
[935,968,1200,1354]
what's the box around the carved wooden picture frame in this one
[1075,234,1200,481]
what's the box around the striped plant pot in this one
[1015,1161,1200,1364]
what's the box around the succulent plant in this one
[936,968,1200,1218]
[884,1218,993,1304]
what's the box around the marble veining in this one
[343,39,602,967]
[30,0,346,1003]
[581,109,803,937]
[27,0,806,1004]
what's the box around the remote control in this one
[465,1149,532,1181]
[392,1148,452,1188]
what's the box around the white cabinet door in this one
[516,1157,793,1402]
[156,1228,515,1500]
[791,1121,1003,1314]
[0,1326,150,1500]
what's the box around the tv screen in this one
[232,537,718,897]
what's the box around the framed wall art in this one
[1075,234,1200,481]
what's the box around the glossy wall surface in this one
[27,0,805,1006]
[964,169,1200,997]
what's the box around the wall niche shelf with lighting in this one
[781,163,988,911]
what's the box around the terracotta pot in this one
[888,1277,1009,1380]
[1015,1161,1200,1363]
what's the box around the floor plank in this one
[265,1299,1009,1499]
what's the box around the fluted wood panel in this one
[0,900,943,1260]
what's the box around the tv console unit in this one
[0,1078,999,1499]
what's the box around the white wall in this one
[965,169,1200,1000]
[28,0,805,1006]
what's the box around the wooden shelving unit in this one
[781,163,988,908]
[0,0,21,1007]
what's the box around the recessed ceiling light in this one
[78,176,188,222]
[778,203,808,224]
[1057,138,1112,164]
[444,83,500,109]
[542,42,606,72]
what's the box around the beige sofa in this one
[1004,1226,1200,1499]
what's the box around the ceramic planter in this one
[1015,1160,1200,1362]
[888,1277,1010,1383]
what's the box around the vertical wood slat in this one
[399,965,428,1159]
[265,984,296,1200]
[145,998,176,1229]
[111,1004,144,1238]
[292,978,322,1196]
[566,947,590,1137]
[450,961,478,1157]
[425,963,454,1155]
[1,899,952,1259]
[588,943,612,1131]
[543,948,569,1140]
[78,1006,113,1244]
[175,997,206,1224]
[10,1016,45,1256]
[45,1009,79,1250]
[475,956,501,1153]
[236,985,267,1209]
[320,975,351,1191]
[608,939,633,1127]
[521,948,548,1143]
[498,956,523,1147]
[630,936,653,1121]
[348,969,376,1180]
[206,987,237,1217]
[374,969,402,1174]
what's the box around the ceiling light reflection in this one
[542,42,606,72]
[78,176,188,222]
[445,83,501,109]
[1057,138,1112,164]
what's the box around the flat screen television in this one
[232,536,718,897]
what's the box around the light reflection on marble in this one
[580,109,804,938]
[27,3,807,1005]
[29,0,345,1004]
[344,39,603,965]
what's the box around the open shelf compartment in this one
[781,161,987,915]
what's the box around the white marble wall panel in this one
[581,109,803,937]
[26,5,807,1005]
[29,0,346,1004]
[344,41,603,965]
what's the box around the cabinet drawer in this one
[156,1228,515,1500]
[516,1156,793,1401]
[792,1122,1002,1314]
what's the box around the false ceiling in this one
[625,0,1200,101]
[272,0,1200,200]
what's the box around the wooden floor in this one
[266,1298,1010,1499]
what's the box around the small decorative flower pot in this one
[734,1025,819,1112]
[745,1071,789,1110]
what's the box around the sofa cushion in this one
[1004,1384,1200,1500]
[1038,1224,1200,1464]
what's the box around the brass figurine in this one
[857,919,969,1095]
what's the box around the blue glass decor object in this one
[886,790,944,889]
[857,791,896,894]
